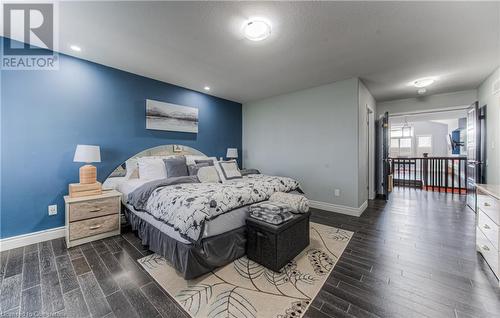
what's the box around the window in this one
[417,135,432,156]
[390,126,413,157]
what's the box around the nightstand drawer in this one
[477,193,500,224]
[69,197,119,222]
[477,226,499,277]
[478,209,499,250]
[69,214,119,240]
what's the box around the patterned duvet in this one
[136,174,300,242]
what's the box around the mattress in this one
[125,203,249,244]
[117,178,249,244]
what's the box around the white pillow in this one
[137,157,167,180]
[197,166,221,183]
[125,158,138,179]
[215,160,242,182]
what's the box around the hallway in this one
[307,189,500,318]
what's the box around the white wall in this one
[243,78,367,212]
[389,120,449,157]
[478,66,500,184]
[377,90,477,117]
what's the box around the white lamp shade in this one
[73,145,101,163]
[226,148,238,159]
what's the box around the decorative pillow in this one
[188,162,210,176]
[197,166,221,183]
[185,155,207,165]
[194,159,215,166]
[125,158,138,178]
[128,167,139,179]
[137,157,167,180]
[109,163,127,178]
[215,160,242,182]
[163,156,189,178]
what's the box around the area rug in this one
[138,222,352,318]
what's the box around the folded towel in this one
[249,210,294,225]
[269,192,309,213]
[249,201,291,214]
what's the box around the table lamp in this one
[226,148,238,160]
[74,145,101,184]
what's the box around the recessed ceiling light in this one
[70,45,81,52]
[413,77,435,88]
[204,86,210,91]
[243,19,271,41]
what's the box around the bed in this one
[103,145,302,279]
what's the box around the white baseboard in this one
[309,200,368,217]
[0,226,65,252]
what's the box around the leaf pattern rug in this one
[138,222,352,318]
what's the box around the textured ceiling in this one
[5,1,500,103]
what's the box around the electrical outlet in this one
[48,205,57,216]
[334,189,341,197]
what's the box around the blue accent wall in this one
[0,41,242,239]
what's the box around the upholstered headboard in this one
[104,144,207,183]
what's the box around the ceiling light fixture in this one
[70,45,81,52]
[413,77,435,88]
[243,19,271,41]
[204,86,210,91]
[417,88,427,95]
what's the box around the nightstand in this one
[64,189,122,248]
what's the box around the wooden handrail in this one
[389,156,467,160]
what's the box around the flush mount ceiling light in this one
[243,19,271,41]
[70,45,81,52]
[204,86,210,91]
[413,77,435,88]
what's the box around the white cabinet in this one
[476,184,500,286]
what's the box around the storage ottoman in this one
[246,212,310,272]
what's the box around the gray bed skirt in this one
[123,207,247,279]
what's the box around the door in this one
[382,112,391,201]
[466,102,481,211]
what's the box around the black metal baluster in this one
[445,159,449,193]
[403,159,406,187]
[424,158,428,190]
[430,159,432,191]
[458,159,462,194]
[438,159,442,192]
[420,159,423,189]
[451,159,455,194]
[399,160,405,187]
[413,159,417,188]
[397,158,399,186]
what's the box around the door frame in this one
[465,103,487,211]
[367,106,376,200]
[382,111,390,201]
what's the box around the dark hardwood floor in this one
[307,189,500,318]
[1,189,499,317]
